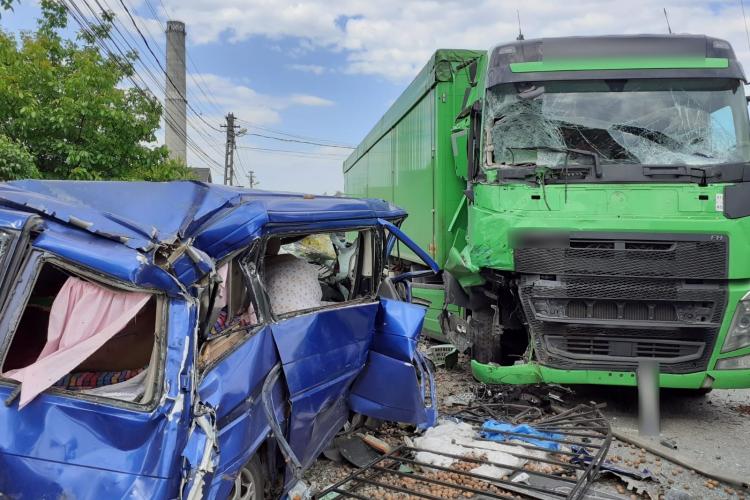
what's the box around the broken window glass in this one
[0,231,11,258]
[199,258,261,368]
[485,78,750,169]
[263,230,370,316]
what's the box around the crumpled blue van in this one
[0,181,438,499]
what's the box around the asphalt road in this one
[572,385,750,482]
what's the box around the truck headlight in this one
[722,300,750,353]
[715,354,750,370]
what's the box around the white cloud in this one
[287,63,328,75]
[233,146,349,194]
[289,94,334,106]
[150,0,750,82]
[176,73,338,181]
[187,73,334,124]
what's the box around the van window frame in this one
[257,226,382,322]
[196,244,269,374]
[0,250,168,413]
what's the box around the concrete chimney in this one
[165,20,187,163]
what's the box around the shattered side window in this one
[485,78,750,169]
[0,231,13,274]
[263,230,370,316]
[0,231,11,257]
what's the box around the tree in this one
[0,1,193,181]
[0,134,39,180]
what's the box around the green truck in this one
[344,35,750,390]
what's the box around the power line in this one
[129,0,225,116]
[72,0,224,174]
[63,0,224,174]
[244,132,354,149]
[741,0,750,52]
[116,0,223,132]
[234,117,354,147]
[96,7,346,153]
[236,145,351,158]
[155,0,171,18]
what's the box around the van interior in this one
[1,263,160,404]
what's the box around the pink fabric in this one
[3,277,150,408]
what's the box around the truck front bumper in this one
[471,360,750,389]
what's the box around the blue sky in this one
[3,0,750,193]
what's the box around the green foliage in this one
[0,0,16,18]
[132,158,196,182]
[0,134,39,180]
[0,1,194,181]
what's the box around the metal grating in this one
[315,404,612,500]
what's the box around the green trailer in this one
[344,49,485,336]
[345,35,750,391]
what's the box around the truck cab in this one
[450,35,750,389]
[344,34,750,391]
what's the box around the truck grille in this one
[519,275,727,374]
[514,232,728,279]
[546,336,704,363]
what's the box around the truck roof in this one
[344,49,485,173]
[488,34,745,86]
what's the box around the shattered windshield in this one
[485,79,750,171]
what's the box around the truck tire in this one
[470,309,501,364]
[230,455,266,500]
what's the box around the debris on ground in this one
[306,351,750,500]
[315,403,612,499]
[425,344,459,369]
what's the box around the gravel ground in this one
[305,350,750,499]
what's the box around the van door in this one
[347,219,440,428]
[261,225,439,491]
[348,298,437,428]
[269,302,379,470]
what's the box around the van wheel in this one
[470,309,501,364]
[231,456,265,500]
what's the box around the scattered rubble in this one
[306,349,750,500]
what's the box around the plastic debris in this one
[481,421,563,451]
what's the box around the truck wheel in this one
[230,455,266,500]
[470,309,501,364]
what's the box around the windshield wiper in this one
[506,146,602,178]
[641,164,722,186]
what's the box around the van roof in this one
[0,181,405,292]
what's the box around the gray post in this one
[165,20,187,163]
[223,113,236,185]
[637,359,660,436]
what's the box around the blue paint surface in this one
[0,181,434,498]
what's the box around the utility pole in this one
[222,113,238,185]
[247,171,258,188]
[165,21,187,162]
